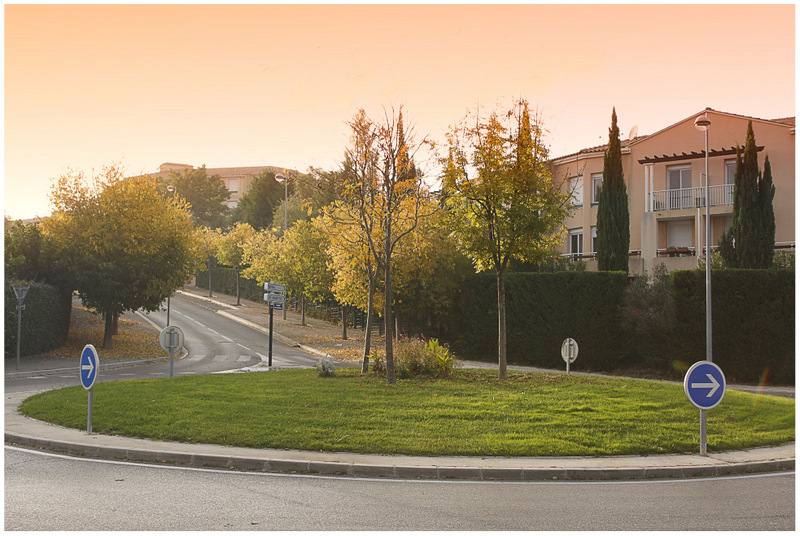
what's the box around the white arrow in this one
[82,359,94,377]
[691,373,720,397]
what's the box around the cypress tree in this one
[596,108,630,272]
[720,121,775,269]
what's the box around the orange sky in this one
[4,4,795,220]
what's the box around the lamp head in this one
[694,113,711,131]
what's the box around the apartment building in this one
[552,108,795,273]
[154,162,296,208]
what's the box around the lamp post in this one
[275,172,288,320]
[694,112,712,457]
[694,113,712,363]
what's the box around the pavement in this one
[4,288,795,481]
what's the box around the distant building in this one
[551,108,795,273]
[154,162,297,209]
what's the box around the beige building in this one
[552,108,795,273]
[154,162,297,209]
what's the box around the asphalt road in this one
[4,446,794,531]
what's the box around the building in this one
[552,108,795,273]
[154,162,297,209]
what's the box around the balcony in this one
[651,184,733,211]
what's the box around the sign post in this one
[80,344,99,433]
[13,285,29,370]
[159,326,184,378]
[560,338,578,374]
[684,360,726,456]
[263,282,286,368]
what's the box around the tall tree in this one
[42,165,203,348]
[442,99,569,379]
[337,107,430,384]
[596,107,630,272]
[157,165,231,229]
[719,121,776,268]
[230,170,284,230]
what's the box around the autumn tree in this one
[156,165,231,229]
[42,165,204,348]
[337,107,430,384]
[596,108,630,272]
[719,121,776,268]
[199,227,222,297]
[442,99,569,379]
[216,222,257,305]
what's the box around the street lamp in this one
[694,112,712,457]
[274,172,288,320]
[694,112,712,364]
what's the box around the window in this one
[590,226,598,254]
[591,173,603,205]
[226,178,239,193]
[724,160,736,205]
[666,220,693,249]
[569,229,583,259]
[667,166,692,209]
[569,176,583,208]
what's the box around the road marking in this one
[212,355,228,362]
[236,355,251,362]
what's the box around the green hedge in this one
[5,279,72,358]
[671,269,794,384]
[450,271,629,372]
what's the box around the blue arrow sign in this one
[684,361,726,410]
[80,344,99,390]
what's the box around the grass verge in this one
[20,369,794,457]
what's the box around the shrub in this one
[5,279,72,358]
[316,357,335,377]
[393,337,455,379]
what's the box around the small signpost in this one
[561,338,578,374]
[684,360,726,456]
[263,282,286,367]
[159,326,184,378]
[12,285,29,371]
[80,344,99,433]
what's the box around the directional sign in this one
[684,361,726,410]
[560,338,578,364]
[264,292,286,303]
[271,302,283,311]
[264,281,286,293]
[80,344,99,390]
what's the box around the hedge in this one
[449,271,630,372]
[5,279,72,359]
[670,269,794,385]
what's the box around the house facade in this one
[154,162,296,208]
[552,108,795,273]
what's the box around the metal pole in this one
[268,304,274,368]
[169,331,175,377]
[87,388,93,433]
[704,127,712,363]
[167,295,171,326]
[15,301,22,370]
[700,409,707,456]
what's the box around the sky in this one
[4,3,796,221]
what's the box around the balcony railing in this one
[651,184,733,211]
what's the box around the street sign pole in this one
[268,304,274,368]
[684,360,726,456]
[13,285,29,370]
[87,388,93,433]
[80,344,99,433]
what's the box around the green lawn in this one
[20,369,794,457]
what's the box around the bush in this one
[316,357,335,377]
[392,337,455,379]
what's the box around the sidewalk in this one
[4,286,795,481]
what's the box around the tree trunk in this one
[341,304,348,340]
[103,311,114,349]
[497,268,507,380]
[301,294,306,326]
[361,274,375,374]
[235,267,241,305]
[385,235,396,385]
[207,258,213,297]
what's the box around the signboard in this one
[80,344,99,390]
[264,281,286,293]
[264,292,286,303]
[159,326,185,353]
[684,361,726,410]
[561,338,578,373]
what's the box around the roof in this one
[553,108,794,162]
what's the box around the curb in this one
[5,429,793,481]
